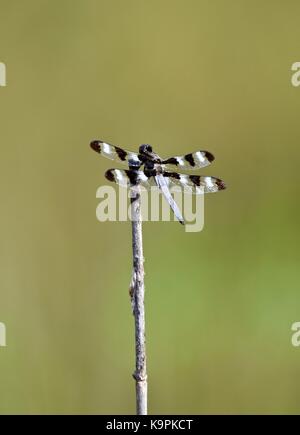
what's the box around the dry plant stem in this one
[130,185,147,415]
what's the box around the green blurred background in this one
[0,0,300,415]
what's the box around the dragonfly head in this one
[139,144,153,155]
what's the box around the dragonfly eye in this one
[139,144,153,154]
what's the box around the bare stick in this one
[129,185,147,415]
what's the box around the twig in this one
[129,185,147,415]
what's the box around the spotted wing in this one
[90,140,142,168]
[105,168,155,189]
[162,150,215,170]
[162,172,226,194]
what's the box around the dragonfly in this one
[90,140,226,225]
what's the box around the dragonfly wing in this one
[162,150,215,170]
[105,168,153,188]
[162,172,226,194]
[91,140,142,168]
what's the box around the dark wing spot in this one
[90,140,102,153]
[189,175,201,186]
[105,169,116,183]
[205,151,215,162]
[216,179,226,190]
[164,171,181,180]
[162,157,179,166]
[184,153,196,167]
[115,146,127,161]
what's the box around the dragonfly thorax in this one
[139,144,161,164]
